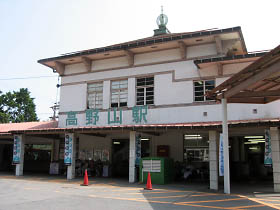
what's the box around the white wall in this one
[154,74,193,105]
[58,102,280,127]
[65,63,87,75]
[134,49,181,65]
[187,43,217,59]
[93,56,128,71]
[152,132,184,161]
[79,134,111,160]
[58,44,280,128]
[60,83,87,112]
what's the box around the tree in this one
[0,88,38,123]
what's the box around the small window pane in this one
[195,91,204,96]
[195,96,204,101]
[195,86,203,91]
[136,77,154,105]
[137,101,144,105]
[120,102,127,107]
[87,83,103,109]
[194,80,215,102]
[111,80,128,107]
[111,103,118,107]
[137,92,144,97]
[194,81,203,86]
[205,80,214,86]
[146,96,154,101]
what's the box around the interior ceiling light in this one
[245,141,264,144]
[185,137,203,140]
[113,142,120,144]
[249,147,259,150]
[141,138,150,141]
[244,142,258,144]
[248,139,265,141]
[185,134,201,137]
[244,136,264,139]
[249,141,265,143]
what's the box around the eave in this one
[38,26,247,75]
[194,52,267,69]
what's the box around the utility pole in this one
[50,103,59,121]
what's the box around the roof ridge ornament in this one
[154,6,170,36]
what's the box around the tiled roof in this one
[0,121,58,133]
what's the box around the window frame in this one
[193,79,215,102]
[136,76,154,106]
[110,79,128,108]
[87,82,103,109]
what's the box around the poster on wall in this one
[219,134,224,176]
[135,134,141,166]
[94,150,102,161]
[12,135,21,164]
[102,150,110,161]
[86,150,93,160]
[264,129,272,166]
[64,133,74,165]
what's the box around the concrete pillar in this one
[209,130,219,190]
[127,78,136,108]
[103,80,111,109]
[53,140,60,161]
[270,127,280,192]
[14,135,25,176]
[129,131,136,183]
[65,133,76,180]
[222,98,230,194]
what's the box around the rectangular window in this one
[183,134,209,162]
[87,82,103,109]
[111,80,128,108]
[194,80,215,102]
[136,77,154,105]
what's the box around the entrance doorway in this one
[230,136,273,182]
[23,144,52,174]
[0,144,13,172]
[112,139,129,178]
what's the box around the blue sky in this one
[0,0,279,121]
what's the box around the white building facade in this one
[2,19,278,192]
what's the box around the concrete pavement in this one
[0,174,279,209]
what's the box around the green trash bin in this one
[139,157,174,184]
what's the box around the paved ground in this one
[0,174,279,210]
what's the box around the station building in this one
[1,13,280,192]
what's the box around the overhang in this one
[207,44,280,103]
[0,121,58,137]
[7,118,280,135]
[194,52,267,69]
[38,27,247,75]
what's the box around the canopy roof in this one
[0,118,278,136]
[207,44,280,104]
